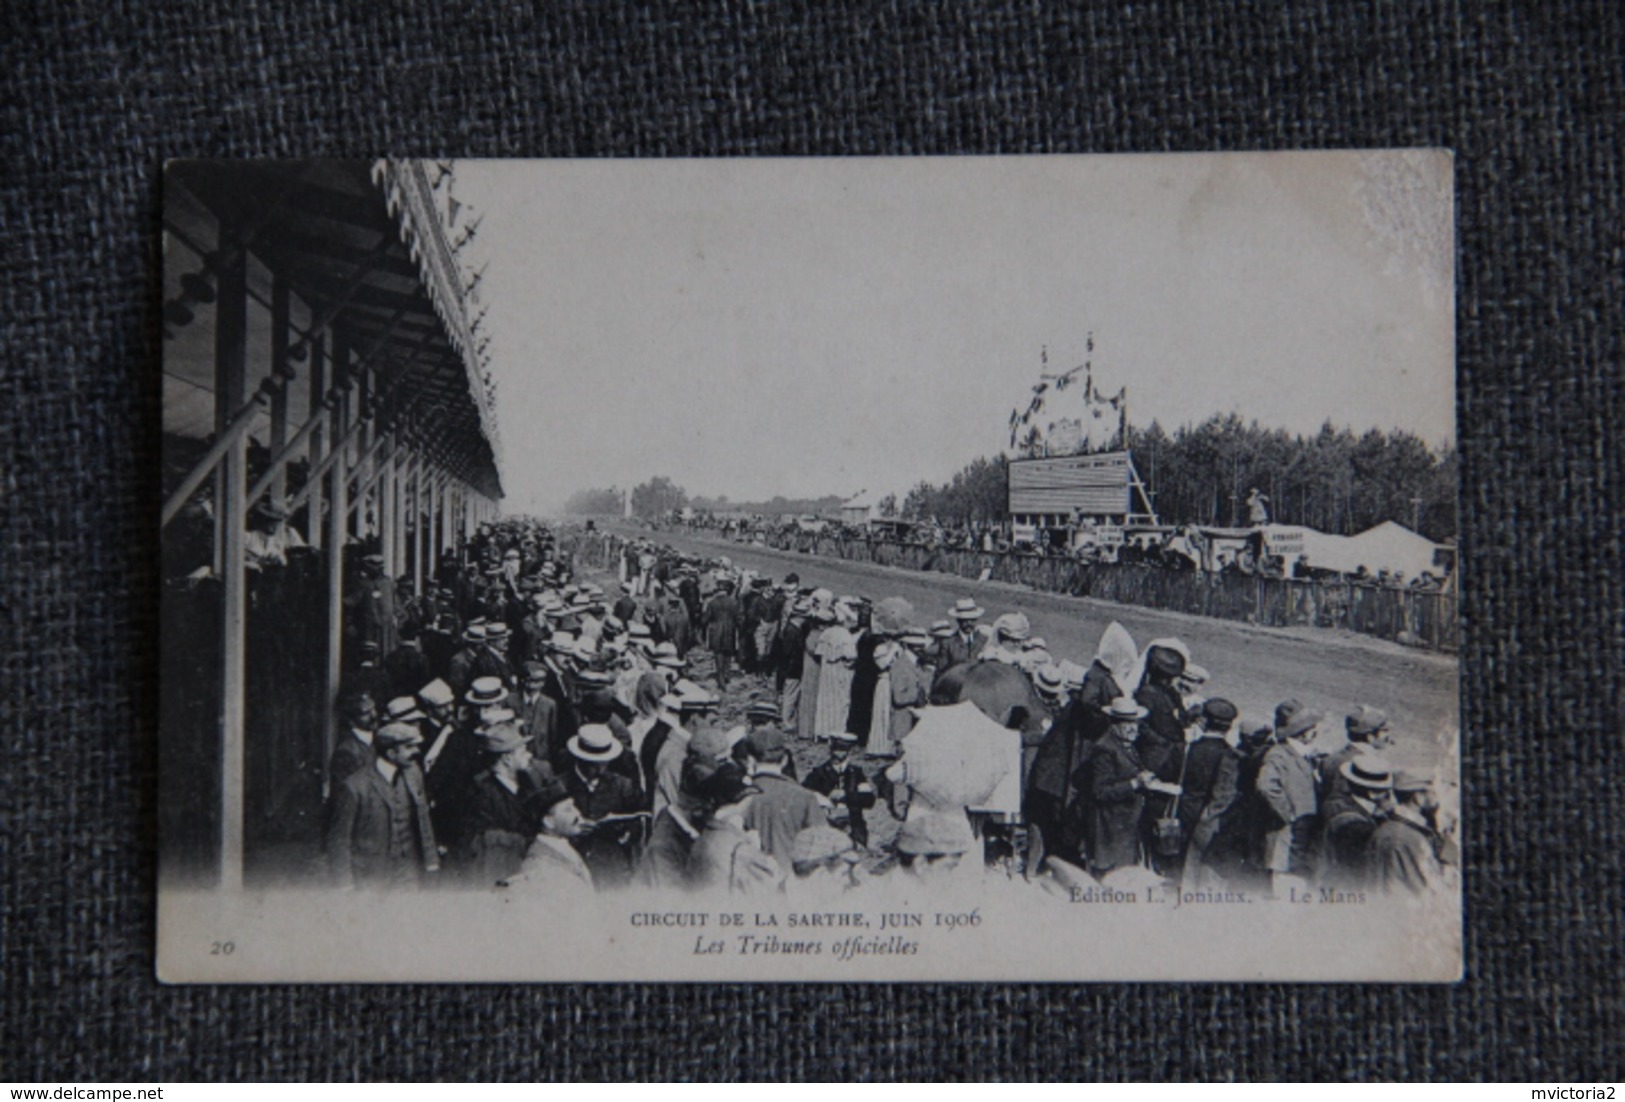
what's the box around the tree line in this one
[562,478,847,521]
[562,416,1457,542]
[898,416,1456,542]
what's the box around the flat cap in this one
[1346,705,1390,737]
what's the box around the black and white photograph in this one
[158,153,1459,982]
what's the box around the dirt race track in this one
[593,524,1460,778]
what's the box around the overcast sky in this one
[454,152,1453,515]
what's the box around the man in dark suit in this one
[445,621,488,698]
[740,721,824,874]
[328,690,378,787]
[514,661,559,762]
[802,731,875,848]
[1134,645,1188,777]
[1369,771,1448,895]
[535,632,582,764]
[702,578,743,689]
[453,722,552,886]
[1082,698,1155,875]
[343,552,400,663]
[677,569,702,633]
[1160,697,1243,881]
[325,722,439,890]
[774,604,807,728]
[1322,759,1394,889]
[660,594,693,657]
[612,587,639,626]
[740,577,770,673]
[562,724,644,890]
[937,598,987,670]
[472,622,516,688]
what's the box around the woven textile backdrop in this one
[3,1,1621,1081]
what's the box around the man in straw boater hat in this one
[649,640,687,677]
[922,618,955,680]
[419,676,503,842]
[532,629,583,755]
[514,661,559,764]
[476,621,516,686]
[445,619,488,698]
[1369,770,1451,896]
[561,723,643,889]
[1321,757,1395,890]
[1032,664,1069,716]
[937,597,987,670]
[325,721,439,891]
[980,612,1031,667]
[415,678,458,775]
[1081,697,1160,875]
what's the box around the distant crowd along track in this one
[591,521,1458,656]
[579,522,1459,767]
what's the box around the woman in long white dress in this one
[813,605,858,739]
[866,641,896,756]
[797,610,828,740]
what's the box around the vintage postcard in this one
[158,152,1459,982]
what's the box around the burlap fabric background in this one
[4,1,1620,1082]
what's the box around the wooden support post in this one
[215,238,249,892]
[438,471,451,565]
[414,452,428,597]
[379,431,396,577]
[307,339,326,549]
[392,446,407,580]
[427,467,441,588]
[323,331,350,801]
[269,277,290,517]
[356,366,372,536]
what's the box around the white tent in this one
[1341,520,1446,578]
[839,488,880,526]
[1261,520,1443,577]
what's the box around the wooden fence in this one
[592,527,1458,652]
